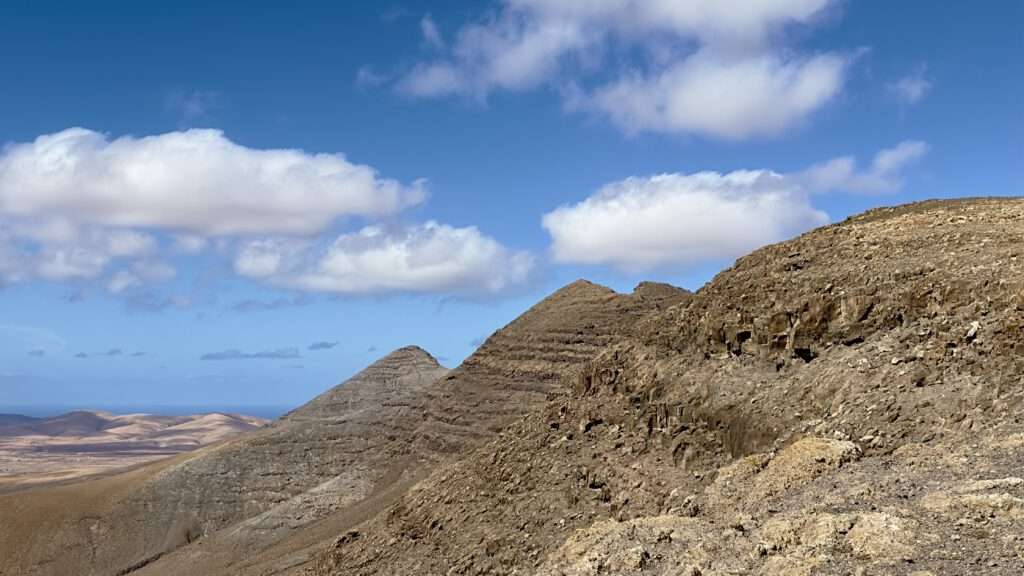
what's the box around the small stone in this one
[966,321,981,341]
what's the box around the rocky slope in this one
[135,281,689,576]
[313,198,1024,576]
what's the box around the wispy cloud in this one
[75,348,123,359]
[229,295,313,313]
[396,0,847,139]
[308,341,338,351]
[200,347,301,361]
[420,14,444,50]
[355,65,389,89]
[887,64,931,105]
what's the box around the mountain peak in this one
[379,345,443,367]
[283,345,449,423]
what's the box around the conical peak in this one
[375,345,443,368]
[557,279,616,296]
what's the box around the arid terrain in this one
[2,198,1024,576]
[0,410,266,490]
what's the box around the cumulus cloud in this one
[799,140,929,194]
[235,222,534,296]
[543,171,828,271]
[200,347,301,361]
[887,64,931,105]
[0,128,425,236]
[309,341,339,351]
[0,127,531,298]
[543,141,928,271]
[591,51,846,138]
[398,0,846,138]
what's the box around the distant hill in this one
[0,409,266,447]
[0,409,268,497]
[0,414,40,428]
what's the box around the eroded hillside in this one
[143,280,689,576]
[314,198,1024,576]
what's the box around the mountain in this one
[0,278,688,576]
[313,198,1024,576]
[130,282,690,576]
[0,414,40,428]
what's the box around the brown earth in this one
[312,198,1024,576]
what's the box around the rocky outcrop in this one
[413,280,690,456]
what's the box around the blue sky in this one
[1,1,1021,413]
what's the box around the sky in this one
[0,1,1021,414]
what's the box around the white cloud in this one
[0,221,158,283]
[234,238,308,279]
[887,65,931,105]
[543,141,928,270]
[800,140,929,194]
[591,50,847,139]
[235,222,533,296]
[0,128,501,295]
[0,128,425,236]
[420,14,445,49]
[108,271,142,294]
[398,0,845,138]
[172,235,207,254]
[543,171,828,271]
[107,260,177,295]
[0,128,533,299]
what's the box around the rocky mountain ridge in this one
[313,198,1024,576]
